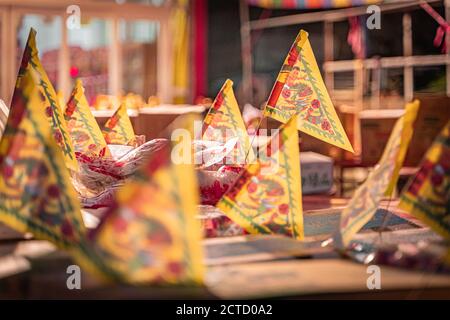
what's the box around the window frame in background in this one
[0,0,172,106]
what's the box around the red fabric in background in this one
[193,0,207,100]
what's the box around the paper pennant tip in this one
[0,67,86,250]
[65,79,110,157]
[337,100,420,247]
[74,114,204,285]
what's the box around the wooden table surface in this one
[1,229,449,299]
[0,197,448,299]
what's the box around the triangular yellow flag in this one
[65,79,110,157]
[0,68,85,249]
[337,100,420,247]
[74,115,204,284]
[15,28,78,171]
[399,120,450,240]
[263,30,353,152]
[202,79,255,164]
[217,115,304,240]
[102,103,136,146]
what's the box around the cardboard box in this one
[300,152,334,194]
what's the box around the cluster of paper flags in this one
[210,30,353,240]
[203,29,449,257]
[217,115,304,239]
[0,26,449,287]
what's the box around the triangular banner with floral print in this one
[102,103,136,146]
[399,120,450,241]
[15,28,78,171]
[202,79,255,164]
[337,100,420,247]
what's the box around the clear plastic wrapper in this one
[242,103,262,135]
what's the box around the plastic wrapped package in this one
[197,165,242,205]
[79,185,120,209]
[197,205,246,238]
[193,138,239,170]
[108,144,134,160]
[371,242,450,274]
[73,154,123,193]
[73,138,168,207]
[117,138,168,173]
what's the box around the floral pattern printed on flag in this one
[15,28,78,171]
[65,79,110,157]
[202,79,255,164]
[102,103,136,146]
[74,115,204,284]
[217,115,304,240]
[263,30,353,152]
[399,120,450,240]
[0,69,85,249]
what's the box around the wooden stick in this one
[239,0,253,104]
